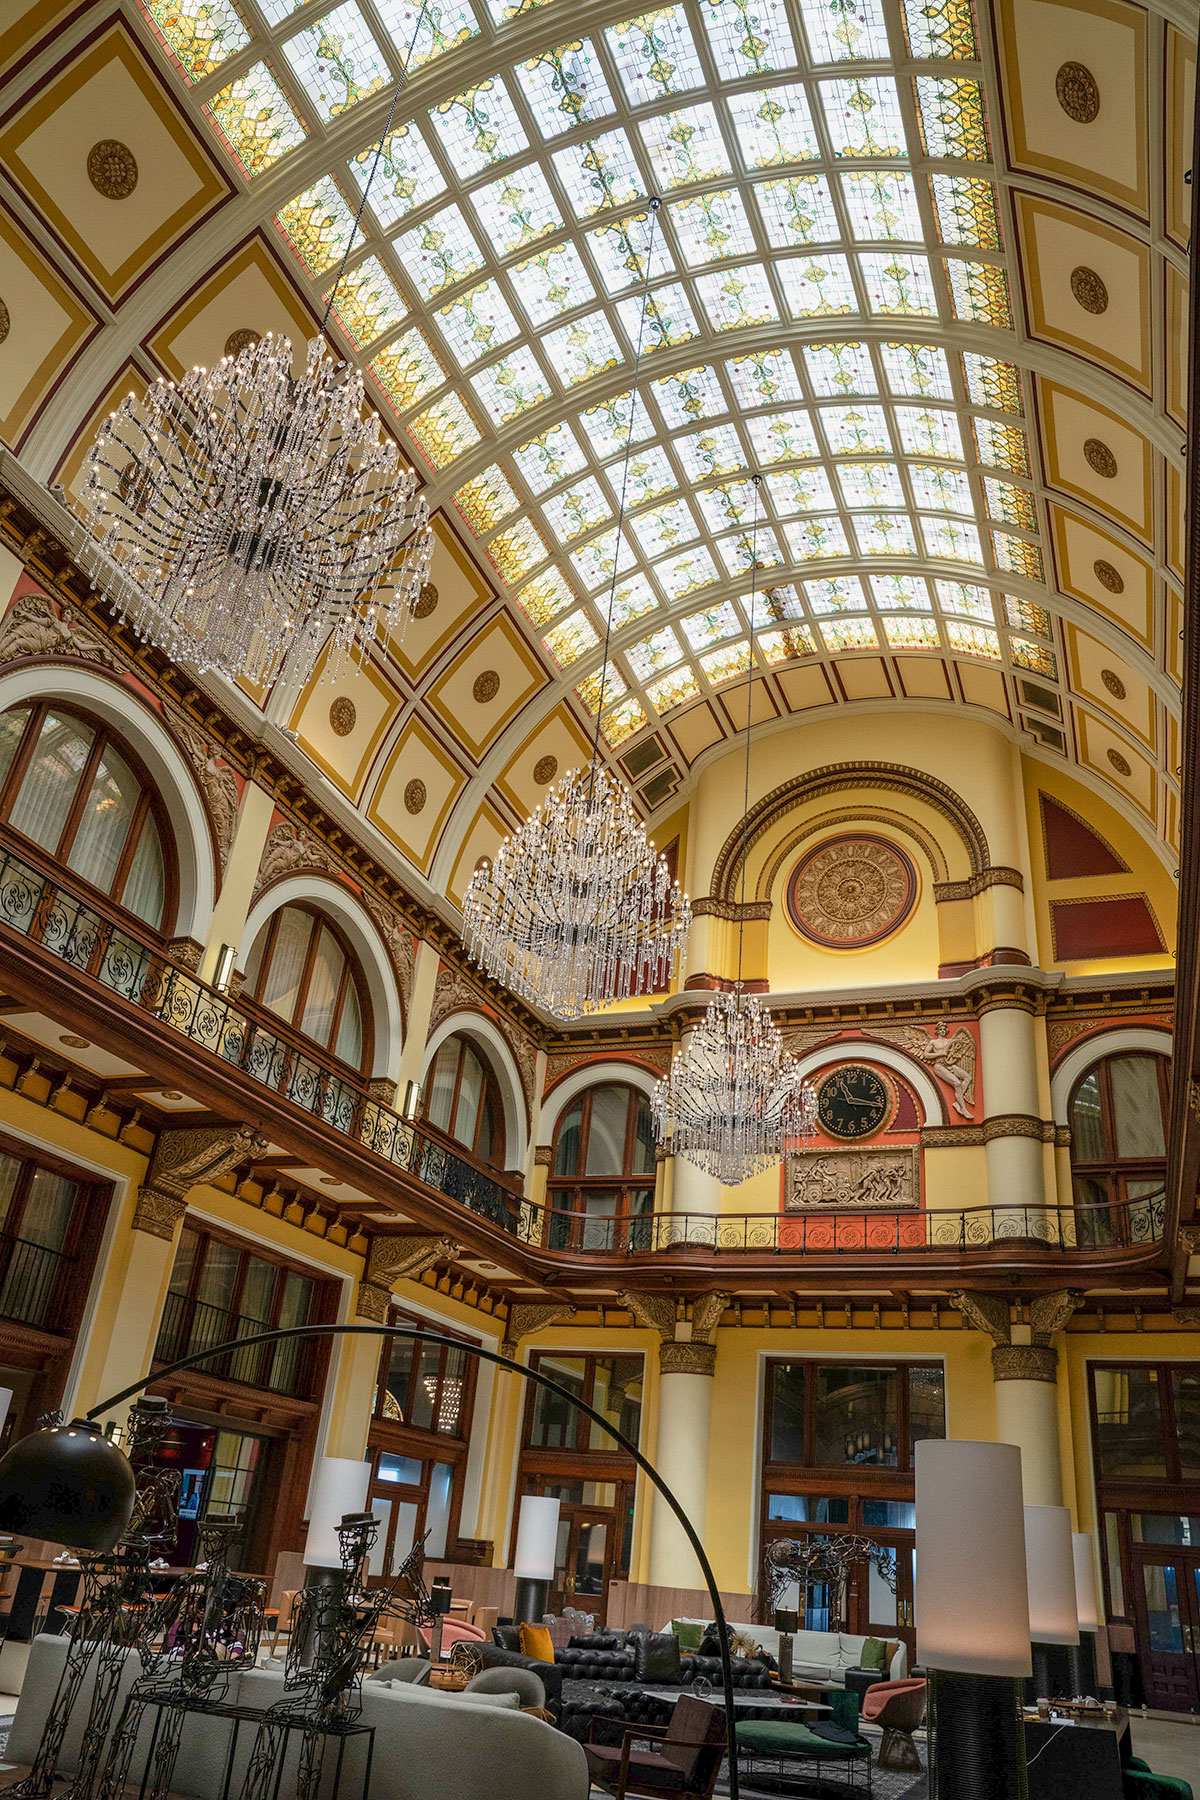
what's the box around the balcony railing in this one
[517,1189,1166,1257]
[154,1290,318,1398]
[0,1229,74,1331]
[0,843,519,1237]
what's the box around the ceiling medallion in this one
[1093,559,1124,594]
[1107,748,1132,776]
[533,754,558,785]
[472,669,500,703]
[0,299,9,345]
[787,834,918,949]
[59,1035,91,1050]
[87,139,138,199]
[1055,61,1100,122]
[1070,266,1108,314]
[75,334,432,691]
[329,697,356,736]
[224,328,262,358]
[1084,438,1118,479]
[404,778,427,815]
[815,1064,895,1142]
[413,582,438,619]
[1100,668,1126,700]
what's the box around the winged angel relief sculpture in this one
[897,1023,977,1119]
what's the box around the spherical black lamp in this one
[0,1418,136,1552]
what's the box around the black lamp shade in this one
[0,1419,136,1552]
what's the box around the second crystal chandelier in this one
[462,200,691,1022]
[652,480,816,1183]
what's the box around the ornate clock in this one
[815,1065,894,1141]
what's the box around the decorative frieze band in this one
[991,1343,1059,1383]
[692,897,774,922]
[660,1341,717,1377]
[932,866,1025,901]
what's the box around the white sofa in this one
[6,1635,589,1800]
[664,1618,907,1687]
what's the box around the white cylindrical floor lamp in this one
[513,1495,560,1627]
[1025,1504,1079,1700]
[1069,1531,1101,1697]
[916,1439,1032,1800]
[301,1456,372,1664]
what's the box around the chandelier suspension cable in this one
[586,195,661,806]
[733,474,762,1008]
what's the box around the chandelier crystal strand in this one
[652,478,817,1182]
[72,5,435,692]
[462,199,692,1021]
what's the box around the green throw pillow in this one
[860,1637,888,1673]
[671,1620,705,1652]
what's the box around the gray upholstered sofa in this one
[6,1635,589,1800]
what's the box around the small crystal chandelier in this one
[71,23,435,693]
[462,199,691,1022]
[76,339,432,689]
[652,479,815,1183]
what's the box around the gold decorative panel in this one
[1074,709,1156,818]
[0,214,94,448]
[147,240,316,380]
[1062,624,1155,750]
[291,653,399,801]
[495,706,593,819]
[1046,506,1153,648]
[1038,381,1153,544]
[1013,193,1151,392]
[367,717,465,874]
[426,611,546,761]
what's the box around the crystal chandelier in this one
[652,989,817,1185]
[462,200,691,1021]
[463,763,691,1021]
[76,338,432,689]
[651,479,815,1183]
[71,15,436,694]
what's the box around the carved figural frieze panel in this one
[815,1064,896,1140]
[786,835,918,949]
[785,1146,919,1212]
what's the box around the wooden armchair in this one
[585,1695,727,1800]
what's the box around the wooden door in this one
[1133,1552,1200,1711]
[549,1505,616,1622]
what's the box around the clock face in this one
[816,1065,894,1141]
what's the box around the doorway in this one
[1134,1551,1200,1711]
[549,1504,617,1618]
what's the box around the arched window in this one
[421,1034,505,1167]
[1069,1052,1168,1244]
[242,904,369,1071]
[548,1083,655,1251]
[0,702,173,929]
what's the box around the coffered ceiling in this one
[0,0,1190,892]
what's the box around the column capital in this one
[533,1145,554,1167]
[992,1343,1058,1383]
[660,1340,716,1377]
[133,1124,268,1240]
[355,1280,391,1324]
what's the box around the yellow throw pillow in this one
[519,1623,555,1664]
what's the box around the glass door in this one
[549,1505,616,1621]
[1134,1552,1200,1711]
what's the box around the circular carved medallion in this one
[404,778,427,815]
[0,299,9,345]
[1084,438,1117,479]
[329,697,356,736]
[59,1035,91,1050]
[87,140,138,198]
[1093,559,1124,594]
[533,754,558,785]
[787,834,918,949]
[1100,668,1126,700]
[1107,748,1132,776]
[414,582,438,619]
[1070,266,1108,314]
[816,1065,895,1141]
[473,668,500,704]
[1055,62,1100,122]
[224,328,262,358]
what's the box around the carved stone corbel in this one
[1178,1225,1200,1257]
[1028,1290,1084,1344]
[619,1290,728,1377]
[500,1302,576,1360]
[948,1290,1011,1345]
[619,1292,677,1340]
[132,1124,268,1241]
[366,1234,458,1293]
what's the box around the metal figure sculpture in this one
[93,1515,264,1800]
[2,1398,182,1800]
[238,1514,433,1800]
[759,1534,898,1633]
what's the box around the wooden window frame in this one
[546,1084,655,1247]
[761,1357,946,1483]
[369,1305,479,1441]
[420,1035,506,1168]
[1068,1054,1170,1209]
[244,903,372,1075]
[0,700,177,934]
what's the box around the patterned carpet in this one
[717,1724,930,1800]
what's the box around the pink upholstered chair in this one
[418,1619,487,1652]
[861,1678,927,1772]
[585,1694,727,1800]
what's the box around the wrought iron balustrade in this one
[0,844,519,1237]
[154,1290,317,1398]
[0,1229,74,1331]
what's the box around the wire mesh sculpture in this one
[759,1535,898,1635]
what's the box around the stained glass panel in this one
[543,478,613,543]
[581,388,656,455]
[701,641,753,683]
[140,0,250,81]
[601,698,649,746]
[929,174,1002,249]
[766,466,837,513]
[935,580,992,620]
[991,534,1044,581]
[408,391,482,467]
[517,567,577,624]
[804,340,875,396]
[453,464,521,534]
[727,349,804,408]
[606,8,705,105]
[509,242,597,324]
[640,103,733,188]
[470,352,554,422]
[395,206,487,299]
[799,0,890,61]
[805,576,866,614]
[748,412,823,465]
[1009,636,1057,678]
[973,419,1030,474]
[608,445,680,503]
[727,84,820,167]
[431,80,529,176]
[587,211,676,294]
[700,0,797,78]
[348,125,445,227]
[983,478,1037,531]
[759,623,817,660]
[651,364,726,428]
[785,516,851,559]
[884,616,941,649]
[378,0,480,72]
[369,329,445,412]
[871,574,931,610]
[920,516,982,562]
[517,41,616,137]
[909,463,972,512]
[542,311,625,383]
[903,0,977,58]
[670,189,757,263]
[646,667,702,709]
[1004,597,1051,639]
[945,620,1000,660]
[281,4,387,121]
[915,77,990,161]
[854,513,918,555]
[820,404,891,453]
[858,251,938,316]
[471,164,564,255]
[552,130,644,217]
[880,342,953,398]
[323,256,408,348]
[962,352,1023,414]
[945,259,1012,328]
[434,278,520,367]
[276,176,358,274]
[778,252,857,316]
[675,425,744,479]
[842,171,922,241]
[820,77,907,158]
[514,423,588,493]
[488,516,550,581]
[543,611,600,666]
[654,546,721,598]
[609,575,659,627]
[626,627,685,679]
[206,64,307,174]
[571,528,637,588]
[895,404,963,460]
[618,283,701,350]
[838,462,904,508]
[820,617,879,651]
[696,264,780,330]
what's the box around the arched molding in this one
[538,1060,661,1144]
[1050,1026,1173,1125]
[239,875,404,1081]
[758,805,951,903]
[791,1040,945,1127]
[709,762,993,903]
[0,662,216,939]
[422,1011,528,1173]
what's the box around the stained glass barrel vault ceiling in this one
[7,0,1189,866]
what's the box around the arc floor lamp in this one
[0,1321,742,1799]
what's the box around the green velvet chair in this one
[1124,1756,1194,1800]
